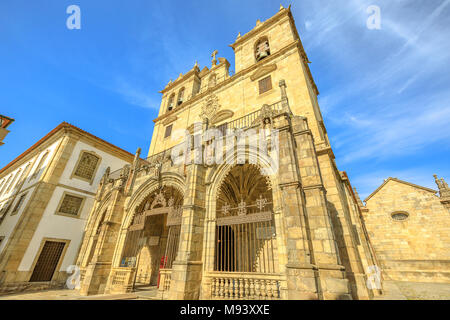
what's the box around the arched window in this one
[177,87,185,106]
[391,211,409,221]
[255,37,271,62]
[167,94,175,112]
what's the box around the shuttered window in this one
[258,76,272,94]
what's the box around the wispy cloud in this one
[292,0,450,192]
[113,78,160,110]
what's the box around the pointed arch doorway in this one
[119,186,183,290]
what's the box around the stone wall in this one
[364,179,450,284]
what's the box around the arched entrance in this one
[119,186,183,288]
[207,163,281,299]
[214,163,278,274]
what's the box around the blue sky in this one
[1,0,449,199]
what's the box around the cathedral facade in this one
[75,7,450,300]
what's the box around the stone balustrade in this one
[208,272,284,300]
[157,268,172,299]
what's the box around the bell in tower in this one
[255,37,271,62]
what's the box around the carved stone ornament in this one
[151,190,167,209]
[163,115,178,125]
[210,109,234,125]
[250,64,277,81]
[201,94,220,121]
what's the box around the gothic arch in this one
[124,172,185,229]
[202,147,284,273]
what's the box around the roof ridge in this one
[0,122,134,175]
[364,177,437,202]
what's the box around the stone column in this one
[291,116,351,300]
[168,161,206,300]
[272,113,318,300]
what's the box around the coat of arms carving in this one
[201,94,220,121]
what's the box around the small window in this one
[11,193,27,215]
[58,194,84,217]
[0,236,4,247]
[255,37,271,62]
[5,169,21,194]
[259,76,272,94]
[167,94,175,112]
[30,151,49,181]
[177,88,185,106]
[73,152,100,182]
[391,211,409,221]
[0,175,13,195]
[164,124,173,139]
[0,202,12,217]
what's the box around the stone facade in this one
[65,6,450,301]
[362,178,450,286]
[76,7,383,300]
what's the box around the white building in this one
[0,122,134,293]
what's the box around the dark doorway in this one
[30,241,66,282]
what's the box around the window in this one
[258,76,272,94]
[11,193,27,215]
[0,201,12,217]
[0,236,4,247]
[164,124,173,139]
[73,152,100,182]
[30,151,49,181]
[0,175,12,195]
[58,193,84,217]
[5,169,21,194]
[255,37,270,62]
[391,211,409,221]
[167,94,175,112]
[18,163,31,186]
[177,88,185,106]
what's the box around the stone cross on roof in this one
[211,50,218,66]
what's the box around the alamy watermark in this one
[168,123,280,176]
[366,5,381,30]
[366,265,382,289]
[66,265,81,289]
[66,5,81,30]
